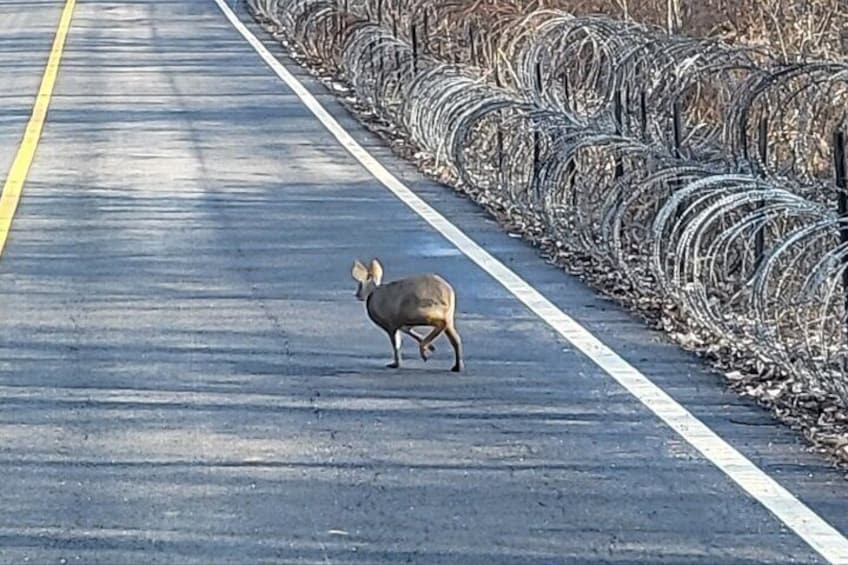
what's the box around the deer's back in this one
[367,274,454,329]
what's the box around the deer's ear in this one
[351,259,368,282]
[369,258,383,283]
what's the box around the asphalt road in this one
[1,0,847,563]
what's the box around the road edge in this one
[214,1,848,562]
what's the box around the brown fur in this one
[352,258,463,372]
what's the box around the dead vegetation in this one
[524,0,848,60]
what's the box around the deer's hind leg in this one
[445,324,463,372]
[418,322,446,362]
[400,326,435,354]
[386,329,402,368]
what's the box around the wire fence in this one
[249,0,848,413]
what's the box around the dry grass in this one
[532,0,848,60]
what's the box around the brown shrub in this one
[532,0,848,60]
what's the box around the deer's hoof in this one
[386,362,400,369]
[450,363,463,373]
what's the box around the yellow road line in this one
[0,0,76,257]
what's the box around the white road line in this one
[214,2,848,563]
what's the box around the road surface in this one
[1,0,847,563]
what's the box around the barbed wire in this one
[249,0,848,407]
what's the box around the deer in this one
[351,258,463,372]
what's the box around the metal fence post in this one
[562,72,575,196]
[834,129,848,328]
[411,20,418,73]
[613,89,625,180]
[754,115,768,269]
[392,16,399,67]
[533,62,543,197]
[377,0,384,72]
[495,68,504,188]
[671,99,682,159]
